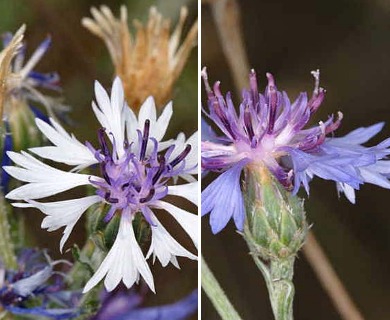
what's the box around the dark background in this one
[202,0,390,319]
[0,0,197,316]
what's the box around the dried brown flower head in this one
[0,25,24,118]
[82,5,198,111]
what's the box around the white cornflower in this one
[4,77,198,293]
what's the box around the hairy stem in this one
[201,255,243,320]
[269,259,295,320]
[68,239,96,289]
[0,197,16,269]
[0,310,12,320]
[244,227,295,320]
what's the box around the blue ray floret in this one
[1,30,66,120]
[2,32,61,94]
[0,122,13,193]
[201,68,390,233]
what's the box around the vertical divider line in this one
[198,0,203,318]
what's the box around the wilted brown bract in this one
[0,25,25,118]
[82,5,198,112]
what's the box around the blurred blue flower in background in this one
[92,287,197,320]
[0,248,80,319]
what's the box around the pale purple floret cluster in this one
[88,122,192,225]
[202,68,390,233]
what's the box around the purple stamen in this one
[140,120,150,161]
[170,145,192,167]
[325,112,343,134]
[152,155,166,184]
[140,188,155,203]
[97,128,110,157]
[108,132,118,159]
[204,79,237,140]
[266,73,278,134]
[101,165,111,185]
[104,192,119,204]
[211,94,237,139]
[308,70,326,114]
[121,182,130,190]
[244,106,255,142]
[249,69,259,108]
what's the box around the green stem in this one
[0,310,12,320]
[269,259,295,320]
[244,226,295,320]
[68,240,97,287]
[201,255,243,320]
[74,283,103,319]
[0,197,16,269]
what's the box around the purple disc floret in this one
[87,120,192,226]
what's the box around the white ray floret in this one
[92,77,126,157]
[30,118,98,168]
[13,195,102,252]
[154,200,198,249]
[167,182,198,205]
[170,131,198,177]
[83,214,155,293]
[124,96,174,152]
[4,151,94,200]
[147,215,197,268]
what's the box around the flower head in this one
[1,27,68,123]
[4,78,198,293]
[0,25,24,118]
[0,26,69,192]
[0,249,79,319]
[82,5,198,110]
[202,68,390,233]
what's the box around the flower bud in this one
[244,165,308,261]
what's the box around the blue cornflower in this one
[201,68,390,233]
[92,287,197,320]
[0,249,79,319]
